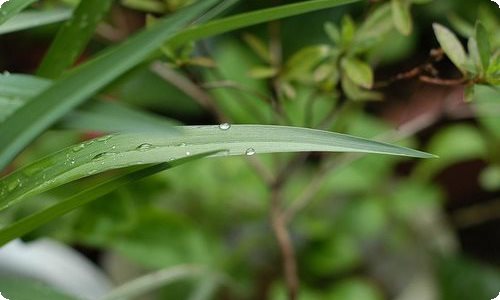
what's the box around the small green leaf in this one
[475,22,491,74]
[340,15,356,47]
[248,66,278,79]
[467,37,481,75]
[284,45,331,81]
[121,0,166,13]
[242,32,271,63]
[341,75,382,101]
[391,0,412,36]
[432,23,467,73]
[324,21,340,44]
[341,57,374,89]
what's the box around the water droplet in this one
[97,135,112,142]
[72,144,85,152]
[245,148,256,156]
[69,159,76,165]
[92,152,115,160]
[185,151,191,156]
[178,142,187,147]
[136,143,154,151]
[219,123,231,130]
[2,70,10,76]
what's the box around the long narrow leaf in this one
[0,0,221,171]
[0,73,177,133]
[0,9,72,35]
[0,125,434,212]
[0,0,37,26]
[0,152,217,246]
[169,0,360,48]
[36,0,114,79]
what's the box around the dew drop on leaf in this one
[245,148,256,156]
[219,123,231,130]
[136,143,154,151]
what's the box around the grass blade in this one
[0,9,72,35]
[36,0,113,79]
[0,152,217,246]
[0,125,434,212]
[0,73,177,134]
[0,0,221,171]
[0,0,37,26]
[169,0,361,48]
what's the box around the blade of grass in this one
[169,0,361,48]
[0,125,434,212]
[0,9,72,35]
[36,0,113,79]
[0,152,219,246]
[0,0,221,170]
[0,73,178,134]
[0,0,37,26]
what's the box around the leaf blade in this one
[0,125,434,212]
[36,0,114,79]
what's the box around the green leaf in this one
[0,152,216,246]
[121,0,166,13]
[168,0,362,49]
[36,0,114,79]
[0,0,37,26]
[324,21,340,44]
[391,0,412,36]
[0,73,177,134]
[341,57,374,89]
[467,37,481,75]
[0,9,72,35]
[341,75,382,101]
[0,125,434,212]
[432,23,467,73]
[284,45,331,80]
[475,21,491,74]
[0,278,76,300]
[0,0,221,171]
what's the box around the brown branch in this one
[418,75,468,86]
[271,186,299,300]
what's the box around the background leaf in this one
[433,23,467,72]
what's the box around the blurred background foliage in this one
[0,0,499,299]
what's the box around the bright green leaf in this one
[391,0,412,36]
[433,23,467,73]
[341,57,374,89]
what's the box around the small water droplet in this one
[219,123,231,130]
[92,152,115,160]
[178,142,187,147]
[185,151,191,156]
[69,159,76,165]
[97,135,112,142]
[136,143,154,151]
[245,148,256,156]
[72,144,85,152]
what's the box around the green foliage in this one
[0,0,498,299]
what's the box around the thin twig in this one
[270,186,299,300]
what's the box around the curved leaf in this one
[0,125,434,212]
